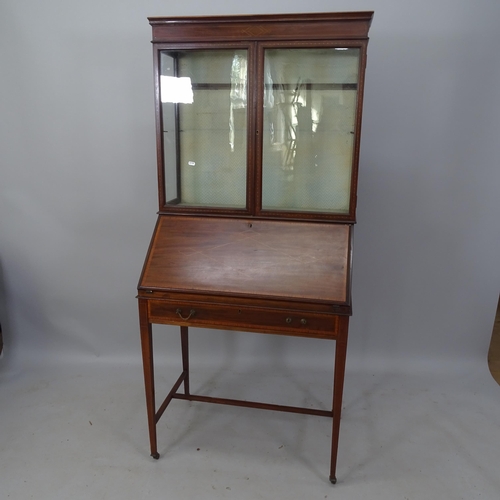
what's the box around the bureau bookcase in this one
[138,12,373,483]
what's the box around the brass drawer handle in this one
[176,308,196,321]
[285,318,307,325]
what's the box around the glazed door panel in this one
[261,47,360,214]
[160,49,249,209]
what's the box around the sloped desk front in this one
[137,215,352,483]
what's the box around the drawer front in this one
[147,300,338,339]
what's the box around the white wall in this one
[1,0,499,371]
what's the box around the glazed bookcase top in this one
[149,12,373,222]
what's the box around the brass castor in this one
[329,476,337,484]
[151,452,160,460]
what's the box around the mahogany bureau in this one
[138,12,373,483]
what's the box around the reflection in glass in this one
[262,48,360,213]
[160,76,193,103]
[160,50,248,208]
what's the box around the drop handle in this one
[176,308,196,321]
[286,317,292,324]
[300,318,307,325]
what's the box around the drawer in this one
[147,300,338,339]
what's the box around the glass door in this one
[160,49,249,209]
[156,44,364,220]
[260,47,361,215]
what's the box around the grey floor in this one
[1,352,499,500]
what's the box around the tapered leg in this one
[330,317,349,484]
[180,326,190,395]
[139,299,159,459]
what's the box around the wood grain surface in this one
[140,215,350,303]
